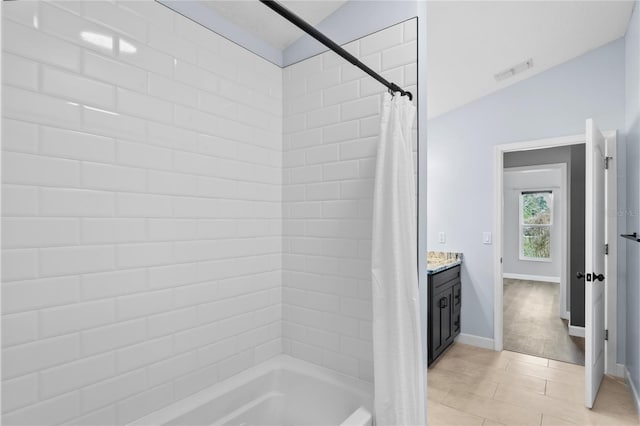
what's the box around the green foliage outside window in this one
[520,192,552,259]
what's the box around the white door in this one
[584,118,606,408]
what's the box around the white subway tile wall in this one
[1,1,282,424]
[282,20,417,382]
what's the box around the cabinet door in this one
[433,287,453,359]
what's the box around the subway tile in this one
[381,40,417,71]
[2,391,80,426]
[2,312,38,347]
[115,337,173,373]
[3,86,82,128]
[148,352,198,388]
[2,334,79,379]
[2,0,38,27]
[84,51,147,92]
[2,20,81,71]
[41,126,116,163]
[116,289,172,321]
[40,299,115,338]
[81,162,146,192]
[116,383,173,425]
[148,73,198,108]
[1,249,38,282]
[360,24,404,56]
[148,262,199,290]
[2,119,38,154]
[148,25,196,63]
[148,308,198,338]
[117,88,173,123]
[40,353,116,399]
[341,96,381,121]
[40,188,114,217]
[2,374,38,413]
[39,2,115,55]
[81,319,147,356]
[117,140,173,170]
[116,242,173,268]
[306,105,341,129]
[82,105,146,142]
[2,53,38,91]
[81,369,147,413]
[2,152,80,187]
[305,145,339,165]
[80,218,146,245]
[40,245,115,277]
[2,185,37,217]
[117,41,173,78]
[116,193,172,218]
[83,1,148,43]
[2,218,79,248]
[2,276,79,314]
[42,66,115,109]
[81,268,147,301]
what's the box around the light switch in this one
[438,232,446,244]
[483,232,492,245]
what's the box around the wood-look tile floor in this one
[504,279,585,365]
[427,343,639,426]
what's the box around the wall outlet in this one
[438,232,446,244]
[483,232,492,245]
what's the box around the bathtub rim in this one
[127,354,373,426]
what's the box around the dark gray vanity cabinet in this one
[427,265,461,365]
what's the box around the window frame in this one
[518,190,553,262]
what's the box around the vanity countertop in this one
[427,251,463,275]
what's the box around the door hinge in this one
[605,156,613,170]
[605,244,609,255]
[605,329,609,341]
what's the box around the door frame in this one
[493,131,618,375]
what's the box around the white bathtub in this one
[130,355,373,426]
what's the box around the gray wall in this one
[427,38,625,340]
[504,145,586,327]
[624,1,640,397]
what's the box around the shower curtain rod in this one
[260,0,413,101]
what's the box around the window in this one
[519,191,552,261]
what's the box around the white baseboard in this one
[503,273,560,283]
[455,333,495,350]
[625,366,640,417]
[568,325,585,337]
[616,363,626,378]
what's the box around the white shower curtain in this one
[371,93,425,426]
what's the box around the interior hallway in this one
[503,278,585,365]
[427,344,639,426]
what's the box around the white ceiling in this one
[201,1,347,50]
[427,1,635,119]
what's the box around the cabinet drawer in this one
[432,265,460,291]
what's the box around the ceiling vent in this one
[494,58,534,82]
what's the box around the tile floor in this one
[503,278,585,365]
[427,343,639,426]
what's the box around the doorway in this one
[501,162,584,364]
[493,128,618,407]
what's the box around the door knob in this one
[593,273,605,282]
[577,272,585,280]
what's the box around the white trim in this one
[494,130,617,376]
[604,134,618,377]
[616,363,626,379]
[569,325,585,337]
[503,273,560,283]
[455,333,495,350]
[626,366,640,417]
